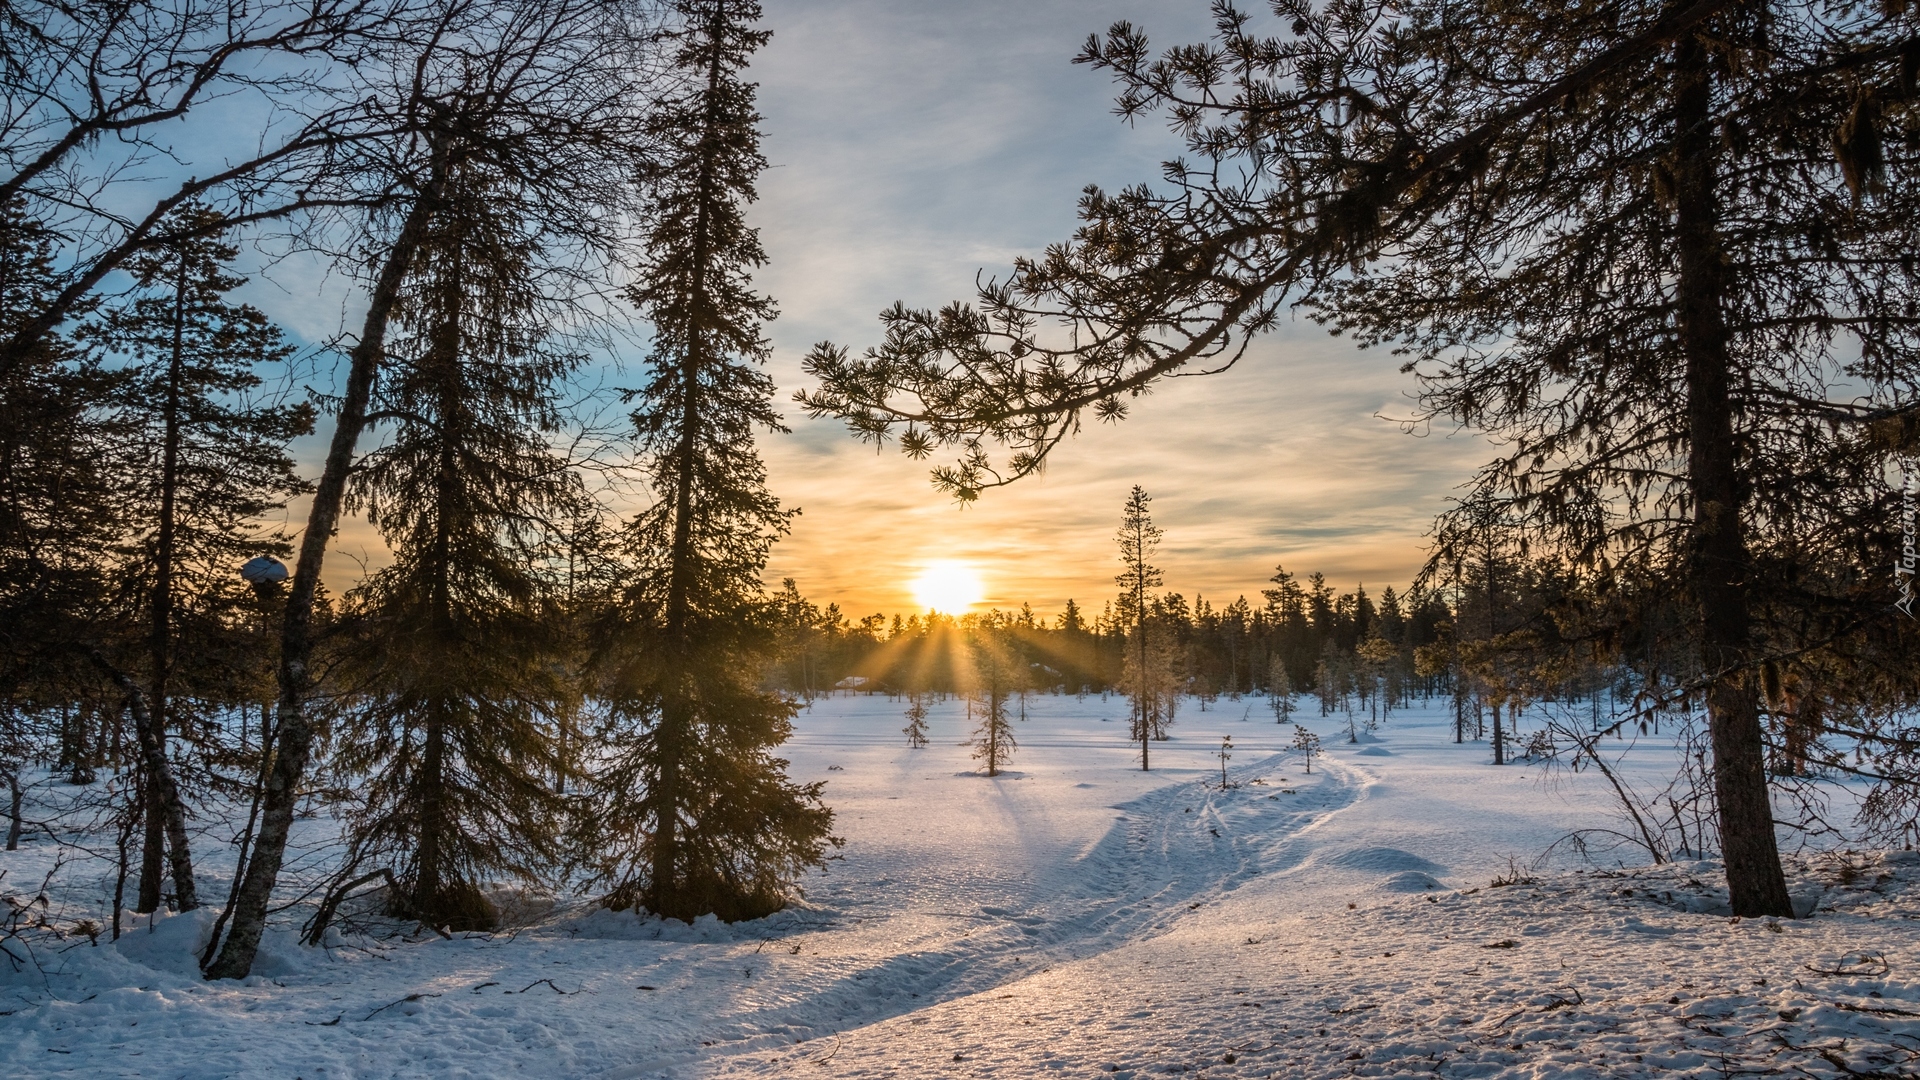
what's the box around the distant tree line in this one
[767,569,1453,710]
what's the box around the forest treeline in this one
[771,573,1453,710]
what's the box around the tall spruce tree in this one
[1122,611,1182,741]
[0,198,227,924]
[91,203,312,914]
[326,163,581,932]
[1317,1,1920,914]
[595,0,838,923]
[0,202,110,661]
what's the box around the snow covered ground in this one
[5,694,1918,1078]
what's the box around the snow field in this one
[708,854,1920,1079]
[3,694,1914,1078]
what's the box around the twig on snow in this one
[1835,1001,1920,1018]
[362,992,442,1021]
[1805,952,1890,978]
[1541,987,1585,1011]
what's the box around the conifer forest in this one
[6,1,1920,1077]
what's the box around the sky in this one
[743,0,1495,617]
[264,0,1500,618]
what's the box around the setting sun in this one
[909,560,986,613]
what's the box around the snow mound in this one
[1325,846,1447,874]
[112,907,218,978]
[560,907,743,943]
[1380,869,1445,892]
[1354,746,1393,757]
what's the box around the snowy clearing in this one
[5,695,1917,1078]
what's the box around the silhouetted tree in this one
[208,0,656,980]
[593,0,838,923]
[325,160,584,932]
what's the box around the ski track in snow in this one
[4,696,1917,1079]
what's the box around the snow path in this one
[593,698,1370,1075]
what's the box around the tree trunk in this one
[57,701,91,783]
[139,246,194,913]
[414,699,448,915]
[1671,34,1792,918]
[5,768,20,850]
[109,701,123,770]
[91,651,196,909]
[1453,668,1467,743]
[205,169,444,980]
[410,232,465,926]
[1137,606,1150,771]
[138,777,165,911]
[199,703,275,969]
[112,807,132,940]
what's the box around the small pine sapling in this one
[1217,735,1234,789]
[967,617,1019,775]
[969,683,1016,776]
[903,693,930,748]
[1268,658,1293,723]
[1291,724,1322,774]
